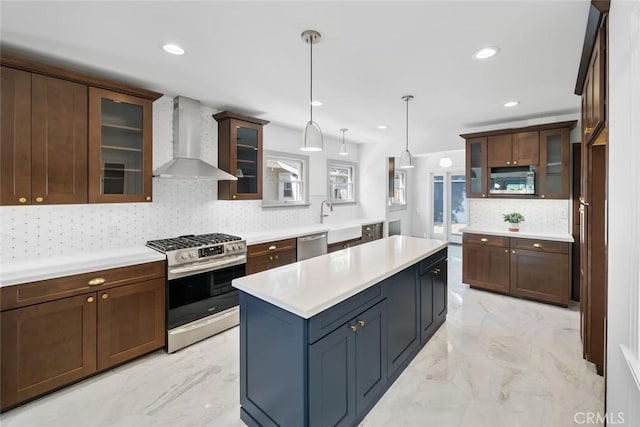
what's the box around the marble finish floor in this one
[1,245,604,427]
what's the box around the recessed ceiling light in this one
[472,46,500,60]
[310,100,323,106]
[504,101,520,107]
[377,125,389,130]
[162,43,185,55]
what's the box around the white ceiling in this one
[0,1,589,155]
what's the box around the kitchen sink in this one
[327,225,362,244]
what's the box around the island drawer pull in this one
[268,245,277,251]
[480,238,488,243]
[88,277,106,286]
[533,243,542,248]
[350,325,358,332]
[358,320,366,327]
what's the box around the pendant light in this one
[439,153,452,168]
[301,30,323,151]
[339,128,349,155]
[398,95,415,169]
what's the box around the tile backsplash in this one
[468,198,570,234]
[0,97,357,263]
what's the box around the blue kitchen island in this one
[232,236,448,427]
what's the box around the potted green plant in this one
[503,212,525,232]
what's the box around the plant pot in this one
[508,223,520,232]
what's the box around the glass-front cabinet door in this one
[538,128,569,199]
[465,137,487,198]
[88,88,152,203]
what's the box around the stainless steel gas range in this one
[146,233,246,353]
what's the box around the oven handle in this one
[169,307,239,334]
[169,255,246,275]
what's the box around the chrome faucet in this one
[320,199,333,223]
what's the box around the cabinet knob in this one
[35,196,44,203]
[269,256,273,261]
[480,238,488,243]
[432,268,440,275]
[506,161,511,165]
[88,277,106,286]
[504,249,508,253]
[512,250,516,254]
[232,195,237,199]
[87,296,95,303]
[274,254,279,260]
[541,194,545,198]
[145,196,151,201]
[101,293,109,300]
[18,197,27,204]
[358,320,366,327]
[533,243,542,248]
[482,194,486,198]
[513,161,518,165]
[350,325,358,332]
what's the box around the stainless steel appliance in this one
[297,232,328,261]
[146,233,246,353]
[489,170,535,194]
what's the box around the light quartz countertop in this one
[0,246,166,287]
[460,227,574,243]
[241,218,384,245]
[232,235,447,319]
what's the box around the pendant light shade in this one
[339,128,349,155]
[439,154,452,168]
[398,95,415,169]
[301,30,324,152]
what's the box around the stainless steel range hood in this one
[153,96,237,181]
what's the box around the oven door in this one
[167,263,245,330]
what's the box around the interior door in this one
[431,171,467,244]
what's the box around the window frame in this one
[389,169,407,211]
[327,159,357,205]
[262,150,309,208]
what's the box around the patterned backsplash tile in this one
[468,198,570,234]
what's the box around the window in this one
[262,151,309,207]
[327,160,356,204]
[390,170,407,210]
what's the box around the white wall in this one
[0,96,360,262]
[607,1,640,424]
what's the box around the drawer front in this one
[1,261,166,311]
[247,238,296,257]
[307,284,383,344]
[327,237,362,253]
[420,247,448,274]
[511,238,569,254]
[463,233,509,248]
[246,249,297,275]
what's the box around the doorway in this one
[431,171,467,244]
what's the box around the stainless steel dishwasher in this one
[297,232,328,261]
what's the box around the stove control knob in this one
[179,253,188,260]
[189,252,196,258]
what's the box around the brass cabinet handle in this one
[35,196,44,203]
[584,127,594,134]
[88,277,106,286]
[101,293,109,300]
[533,243,542,248]
[87,296,95,303]
[358,320,366,327]
[268,245,277,251]
[18,197,27,204]
[350,325,358,332]
[480,238,488,243]
[145,196,151,201]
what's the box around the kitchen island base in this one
[238,246,447,427]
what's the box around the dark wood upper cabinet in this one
[0,66,31,205]
[538,128,570,199]
[487,132,539,167]
[465,137,487,198]
[88,88,153,203]
[581,19,606,144]
[214,111,269,201]
[31,74,88,205]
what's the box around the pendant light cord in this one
[310,37,313,122]
[405,97,409,151]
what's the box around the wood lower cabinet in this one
[463,233,570,306]
[246,238,296,274]
[361,223,383,243]
[0,261,165,410]
[328,237,362,253]
[462,234,510,294]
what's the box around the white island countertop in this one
[233,235,447,319]
[0,246,166,287]
[460,227,574,243]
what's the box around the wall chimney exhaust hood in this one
[153,96,237,181]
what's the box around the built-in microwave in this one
[489,170,535,194]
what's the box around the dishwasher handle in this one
[298,233,327,242]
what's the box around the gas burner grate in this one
[146,233,242,253]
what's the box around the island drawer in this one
[511,238,569,254]
[307,284,383,344]
[420,248,448,274]
[463,233,509,248]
